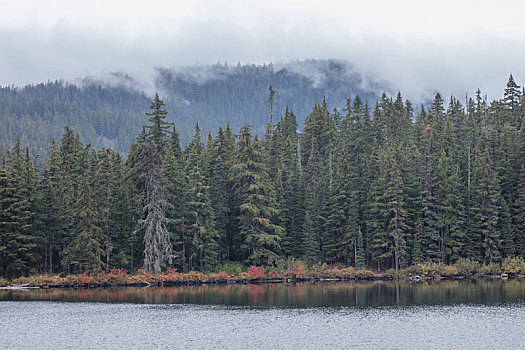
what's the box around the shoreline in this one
[1,272,524,290]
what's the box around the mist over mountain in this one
[1,59,382,161]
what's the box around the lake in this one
[1,280,524,349]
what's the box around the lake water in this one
[1,280,525,349]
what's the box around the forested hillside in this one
[1,75,524,278]
[0,60,379,164]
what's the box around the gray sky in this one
[2,0,525,101]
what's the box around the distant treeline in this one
[0,60,378,164]
[1,75,525,278]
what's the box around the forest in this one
[0,59,377,165]
[1,75,525,279]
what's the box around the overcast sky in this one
[2,0,525,101]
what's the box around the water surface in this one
[1,280,524,349]
[1,279,524,307]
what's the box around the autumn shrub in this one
[248,265,265,280]
[166,267,181,281]
[11,276,31,285]
[99,268,129,284]
[437,265,459,277]
[216,271,230,280]
[214,261,245,276]
[355,268,375,279]
[0,277,7,286]
[267,269,279,279]
[401,262,454,277]
[125,269,155,283]
[419,262,440,276]
[180,271,206,282]
[400,264,423,277]
[237,272,250,281]
[386,269,399,279]
[479,263,502,275]
[338,267,356,278]
[321,266,340,278]
[66,273,95,285]
[454,258,480,276]
[11,274,67,286]
[286,259,306,278]
[308,262,328,278]
[501,257,525,274]
[207,271,230,281]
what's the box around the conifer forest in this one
[2,75,525,279]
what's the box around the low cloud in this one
[1,1,525,105]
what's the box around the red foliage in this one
[164,267,180,281]
[106,268,128,282]
[137,269,155,281]
[248,265,265,280]
[74,273,94,285]
[286,259,305,278]
[217,271,230,280]
[268,270,278,279]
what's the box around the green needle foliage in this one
[1,75,525,277]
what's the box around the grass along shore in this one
[2,257,525,288]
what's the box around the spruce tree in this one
[140,141,173,275]
[184,125,219,272]
[231,124,284,265]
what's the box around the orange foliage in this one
[249,266,265,280]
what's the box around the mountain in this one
[0,59,383,162]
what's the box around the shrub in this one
[267,270,279,279]
[501,257,525,274]
[400,265,423,277]
[180,271,206,282]
[437,265,459,277]
[286,259,306,278]
[339,267,356,278]
[454,258,480,276]
[0,277,7,286]
[214,261,246,276]
[207,271,230,281]
[386,269,399,279]
[355,268,375,279]
[248,266,265,280]
[101,268,129,283]
[479,263,502,275]
[66,273,94,285]
[237,272,250,281]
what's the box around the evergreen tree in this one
[74,173,105,273]
[140,141,173,275]
[471,142,502,263]
[184,125,219,272]
[144,93,173,149]
[231,125,284,265]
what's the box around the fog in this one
[2,0,525,102]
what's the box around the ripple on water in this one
[1,302,525,349]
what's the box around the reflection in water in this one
[1,279,525,307]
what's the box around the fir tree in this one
[231,124,284,265]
